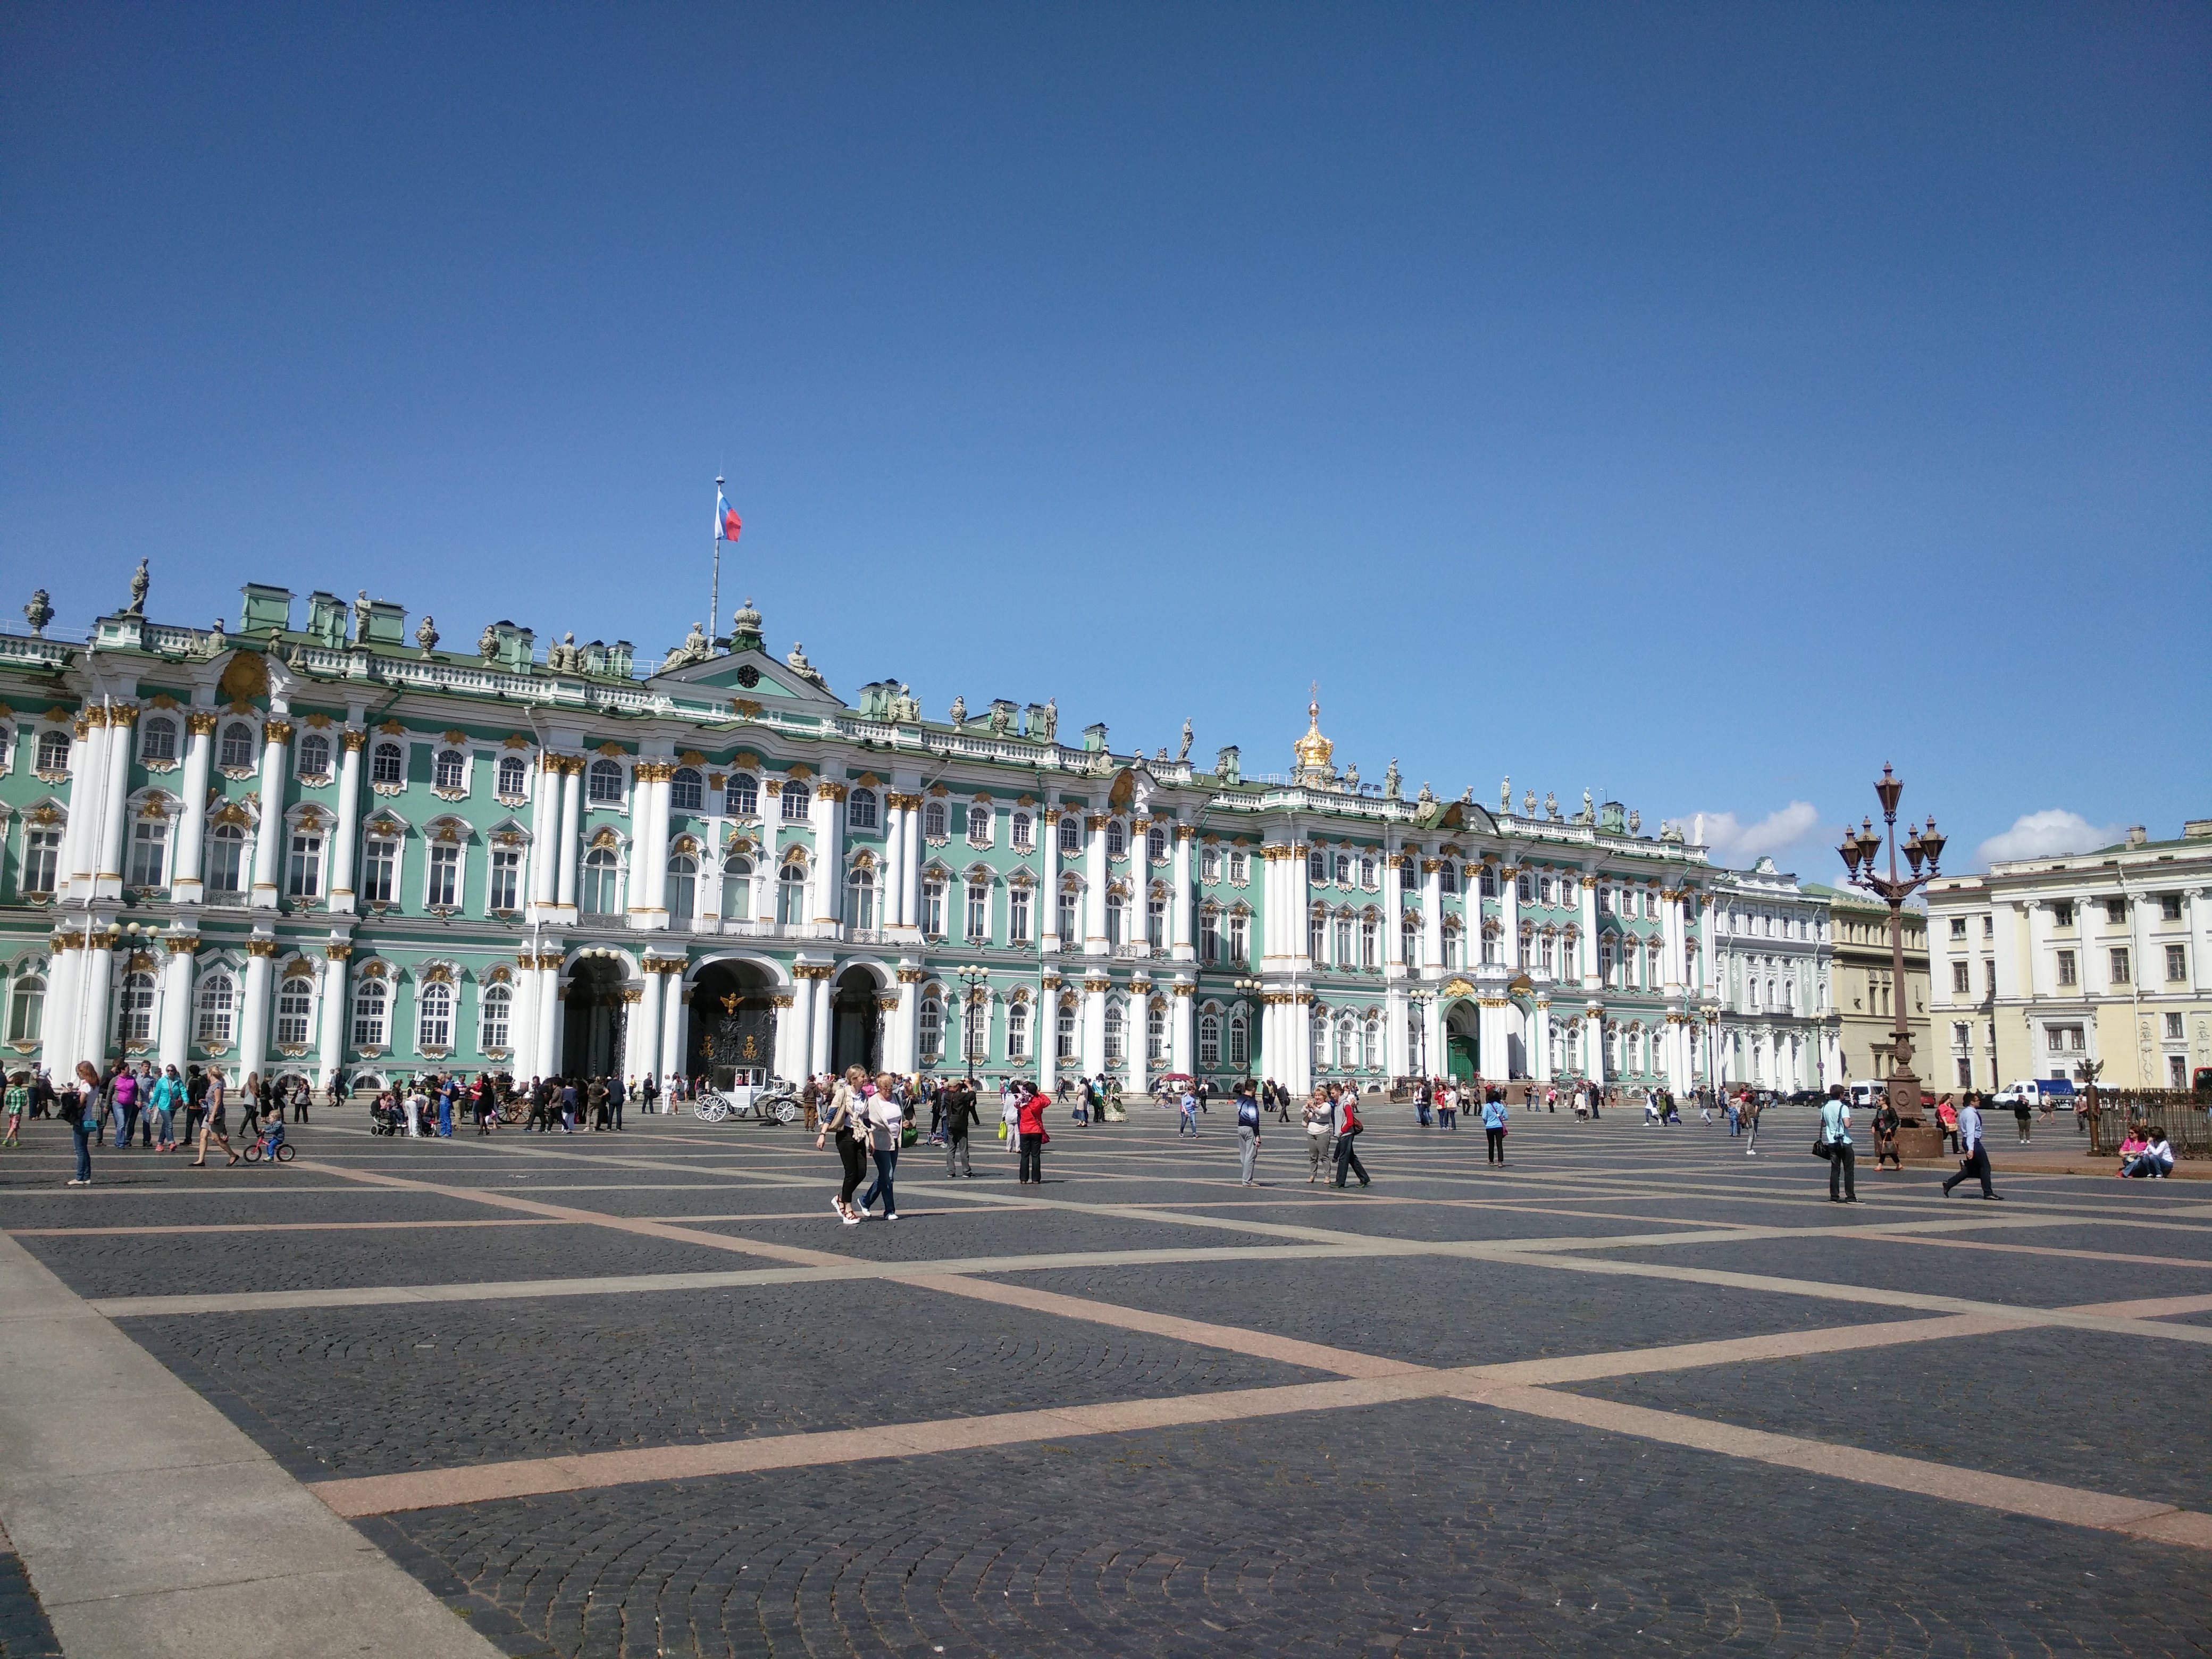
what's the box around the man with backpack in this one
[1234,1082,1262,1185]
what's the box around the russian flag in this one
[716,489,742,543]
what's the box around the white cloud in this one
[1675,802,1823,869]
[1976,809,2124,868]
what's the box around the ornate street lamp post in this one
[1233,976,1264,1080]
[1837,764,1945,1126]
[954,965,991,1083]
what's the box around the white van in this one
[1992,1079,2076,1110]
[1847,1080,1889,1109]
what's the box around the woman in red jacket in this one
[1016,1082,1050,1185]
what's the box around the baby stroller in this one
[369,1097,407,1136]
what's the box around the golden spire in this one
[1293,682,1334,777]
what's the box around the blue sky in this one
[4,4,2206,875]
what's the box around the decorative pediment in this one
[649,644,847,708]
[1439,977,1478,1001]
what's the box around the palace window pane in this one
[1228,912,1249,965]
[1056,1002,1076,1060]
[23,828,61,894]
[488,848,521,911]
[1309,916,1326,959]
[1007,885,1029,942]
[206,826,244,896]
[2167,944,2187,982]
[140,716,178,763]
[1308,851,1326,882]
[2055,950,2075,986]
[1009,810,1030,849]
[296,733,330,777]
[1104,1003,1125,1065]
[778,864,808,926]
[349,979,384,1048]
[581,849,620,914]
[426,843,460,907]
[849,869,877,931]
[1228,1014,1247,1068]
[1146,1004,1165,1062]
[275,978,313,1046]
[116,973,155,1043]
[726,774,758,817]
[197,973,237,1043]
[721,855,753,920]
[1059,815,1080,853]
[2162,894,2184,922]
[1147,896,1166,948]
[1229,851,1249,884]
[919,998,943,1061]
[968,805,992,842]
[418,983,453,1050]
[849,788,879,831]
[1334,853,1351,885]
[1199,1014,1220,1068]
[925,801,948,839]
[371,742,404,785]
[220,723,256,769]
[1056,889,1077,940]
[363,840,398,904]
[128,820,167,887]
[497,755,527,796]
[1007,1001,1028,1059]
[1148,827,1167,864]
[667,855,696,922]
[36,730,70,772]
[670,768,703,812]
[2166,1012,2185,1040]
[2109,948,2130,985]
[781,783,812,822]
[966,880,991,941]
[921,880,945,939]
[1105,892,1126,947]
[7,975,45,1043]
[1201,912,1221,963]
[1108,821,1126,858]
[588,759,626,805]
[288,833,324,899]
[1201,847,1221,883]
[481,985,512,1051]
[1953,962,1971,994]
[1360,917,1377,969]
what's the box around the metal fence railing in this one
[2085,1091,2211,1159]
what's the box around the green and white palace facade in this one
[0,579,1770,1098]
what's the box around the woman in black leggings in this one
[815,1083,867,1224]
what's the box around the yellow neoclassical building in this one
[1923,819,2212,1093]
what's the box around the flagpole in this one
[710,474,724,647]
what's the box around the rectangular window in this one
[427,843,460,908]
[287,833,323,899]
[1309,915,1327,961]
[1227,911,1249,966]
[2165,1012,2184,1041]
[1949,917,1967,939]
[966,881,990,942]
[2109,948,2130,985]
[206,830,244,898]
[2055,950,2075,987]
[1201,912,1220,964]
[1951,962,1971,994]
[2052,901,2074,927]
[275,979,313,1046]
[22,827,62,895]
[1146,896,1166,948]
[1009,886,1030,943]
[489,848,521,912]
[128,820,167,888]
[1516,873,1533,902]
[922,881,945,940]
[2105,898,2128,923]
[363,839,398,904]
[2162,894,2184,922]
[1228,1017,1248,1068]
[1956,1059,1973,1087]
[1229,850,1249,884]
[2166,944,2186,982]
[1055,889,1077,941]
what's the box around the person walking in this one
[1437,1081,1459,1131]
[1872,1096,1901,1171]
[194,1069,238,1166]
[1740,1092,1762,1155]
[403,1079,424,1138]
[559,1076,579,1134]
[1942,1092,2002,1200]
[1303,1089,1333,1182]
[1234,1082,1262,1185]
[610,1075,626,1131]
[66,1060,102,1185]
[2012,1091,2033,1145]
[150,1064,183,1152]
[1,1068,28,1150]
[110,1064,140,1151]
[1178,1085,1198,1136]
[183,1065,207,1146]
[816,1076,868,1223]
[858,1083,904,1219]
[1481,1090,1509,1166]
[1818,1084,1857,1203]
[942,1069,978,1176]
[1332,1087,1370,1189]
[1016,1080,1049,1185]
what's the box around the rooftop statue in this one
[785,642,826,689]
[1384,758,1401,800]
[478,623,500,660]
[128,559,150,615]
[1546,790,1559,819]
[1417,781,1435,806]
[1178,718,1193,761]
[949,694,967,727]
[416,615,440,653]
[22,589,53,637]
[1499,775,1511,812]
[891,683,920,723]
[661,621,712,671]
[1035,698,1057,741]
[1523,787,1536,817]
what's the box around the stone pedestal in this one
[1895,1125,1947,1162]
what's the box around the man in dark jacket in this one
[943,1080,979,1176]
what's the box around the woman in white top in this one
[856,1083,903,1220]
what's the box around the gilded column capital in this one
[1420,858,1442,874]
[622,988,644,1004]
[895,968,925,984]
[164,936,199,955]
[187,711,221,736]
[340,729,367,752]
[1041,973,1063,990]
[1085,814,1108,832]
[324,943,354,960]
[770,993,796,1008]
[263,720,294,745]
[1172,983,1193,998]
[1040,806,1061,824]
[247,939,280,958]
[109,704,139,727]
[1083,976,1111,993]
[1174,824,1195,841]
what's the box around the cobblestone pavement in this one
[4,1103,2209,1657]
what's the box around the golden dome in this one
[1293,693,1334,774]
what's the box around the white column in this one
[513,960,540,1075]
[1081,977,1106,1075]
[1533,999,1554,1082]
[1579,873,1601,986]
[811,783,845,932]
[1694,892,1715,994]
[1289,993,1314,1094]
[898,799,920,932]
[1499,862,1521,972]
[1479,997,1510,1079]
[171,712,215,900]
[315,949,348,1092]
[881,795,906,934]
[96,706,136,901]
[1171,983,1193,1075]
[43,937,82,1079]
[61,716,108,898]
[1385,986,1409,1076]
[1170,825,1194,960]
[631,961,664,1086]
[157,939,195,1071]
[249,720,291,909]
[1421,855,1443,971]
[1083,814,1108,954]
[1291,841,1312,968]
[1383,843,1405,972]
[1127,980,1151,1093]
[660,969,685,1086]
[537,956,564,1077]
[1038,976,1060,1092]
[74,936,113,1069]
[1037,811,1062,951]
[633,763,669,925]
[783,974,814,1077]
[1663,891,1687,993]
[809,969,833,1074]
[238,943,275,1078]
[530,755,563,910]
[1423,995,1445,1080]
[891,970,919,1073]
[1585,1007,1606,1086]
[323,730,364,912]
[555,761,582,915]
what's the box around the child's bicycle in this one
[241,1125,296,1163]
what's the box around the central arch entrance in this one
[1444,999,1480,1080]
[688,960,780,1087]
[829,966,883,1075]
[562,957,629,1079]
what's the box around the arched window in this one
[417,981,453,1051]
[1442,920,1464,970]
[1360,856,1376,889]
[196,970,237,1044]
[1478,866,1498,899]
[36,729,70,772]
[586,757,625,804]
[206,823,246,899]
[918,994,944,1062]
[967,803,992,843]
[1104,890,1126,947]
[667,853,697,923]
[296,733,330,778]
[1146,1001,1166,1063]
[496,754,527,797]
[1438,861,1458,894]
[1363,1011,1381,1070]
[1199,1011,1221,1068]
[721,852,753,920]
[1106,819,1126,858]
[965,872,991,941]
[847,865,876,930]
[128,818,169,888]
[1058,814,1080,854]
[1229,849,1250,884]
[1334,852,1352,885]
[275,975,314,1046]
[581,847,621,914]
[140,715,178,763]
[780,781,811,821]
[1103,1000,1126,1065]
[776,857,808,926]
[962,993,988,1063]
[1056,997,1077,1060]
[848,787,878,831]
[480,983,512,1051]
[6,973,46,1042]
[219,722,257,770]
[725,773,759,817]
[921,876,946,939]
[1228,1010,1249,1069]
[1402,918,1420,970]
[670,767,703,813]
[1200,845,1222,883]
[1308,849,1327,882]
[349,976,385,1048]
[115,971,155,1044]
[1009,810,1032,850]
[1007,999,1029,1060]
[924,800,948,839]
[370,741,403,786]
[1146,826,1166,864]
